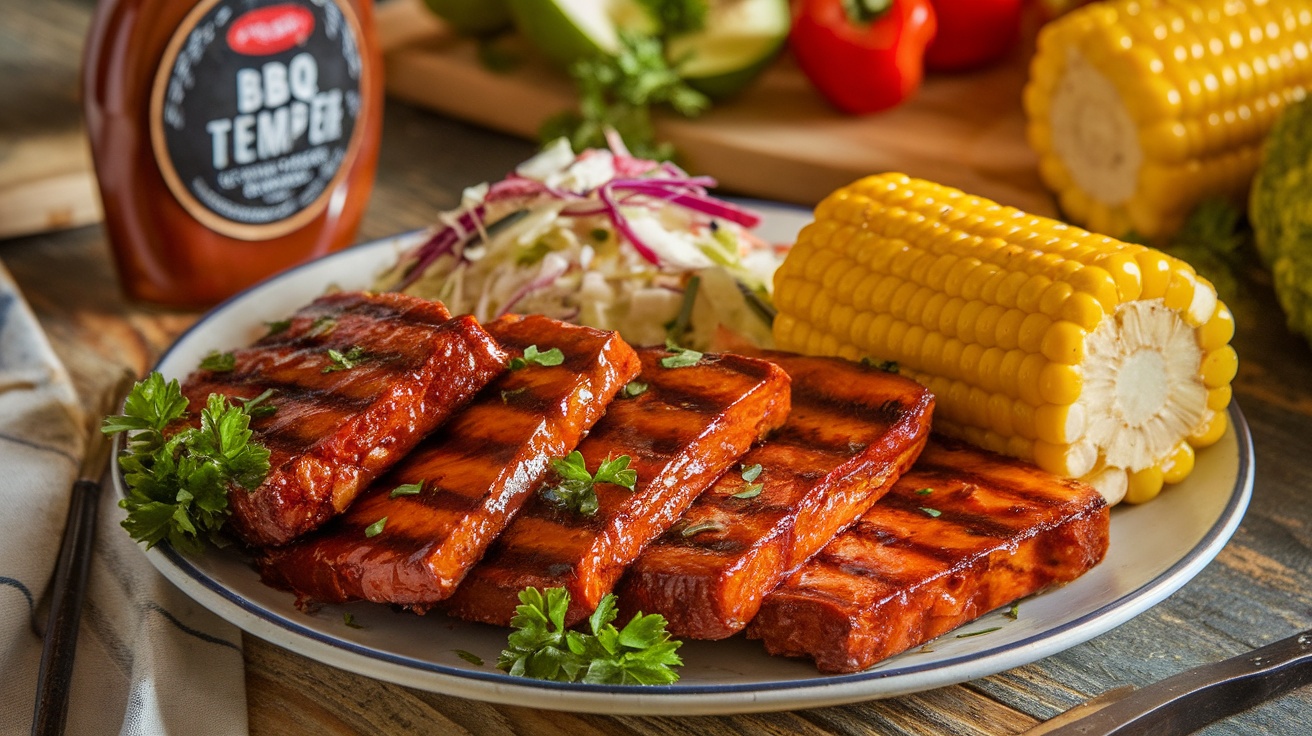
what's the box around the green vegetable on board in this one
[1252,95,1312,346]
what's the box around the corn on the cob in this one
[773,173,1237,505]
[1025,0,1312,241]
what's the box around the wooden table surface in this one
[5,1,1312,733]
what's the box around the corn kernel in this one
[1160,441,1196,484]
[1124,465,1166,504]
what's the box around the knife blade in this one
[1025,628,1312,735]
[31,372,135,736]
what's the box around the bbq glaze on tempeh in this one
[257,315,641,608]
[443,349,792,628]
[747,437,1110,673]
[618,353,934,639]
[180,291,506,547]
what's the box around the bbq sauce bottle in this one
[83,0,383,308]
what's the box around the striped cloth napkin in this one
[0,262,248,735]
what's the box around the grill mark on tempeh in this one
[874,493,1024,540]
[258,316,641,608]
[180,292,507,547]
[617,352,933,640]
[443,349,792,628]
[747,438,1110,673]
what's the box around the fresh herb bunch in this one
[539,451,638,516]
[498,586,683,684]
[103,372,271,553]
[540,31,709,161]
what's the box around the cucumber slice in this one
[666,0,789,98]
[508,0,657,68]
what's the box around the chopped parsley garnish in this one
[955,627,1002,639]
[914,487,934,496]
[236,388,277,418]
[660,340,703,369]
[454,649,484,666]
[729,463,764,498]
[731,483,763,500]
[622,381,649,398]
[343,612,364,629]
[860,357,899,373]
[389,482,424,498]
[920,507,942,518]
[509,345,565,371]
[539,451,637,516]
[199,351,236,372]
[323,345,368,373]
[1005,602,1020,620]
[263,319,292,337]
[498,587,683,684]
[364,516,388,538]
[103,372,271,554]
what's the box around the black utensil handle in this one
[1044,629,1312,736]
[31,478,103,736]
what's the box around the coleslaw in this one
[375,136,783,349]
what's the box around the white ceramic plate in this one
[121,202,1255,715]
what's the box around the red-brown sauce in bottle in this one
[83,0,383,308]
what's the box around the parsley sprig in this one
[540,31,709,161]
[103,372,271,553]
[498,587,683,684]
[539,451,638,516]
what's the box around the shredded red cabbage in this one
[396,139,761,286]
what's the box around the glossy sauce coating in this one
[747,437,1110,673]
[618,354,935,639]
[181,291,505,547]
[443,349,792,628]
[258,315,641,607]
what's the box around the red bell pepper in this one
[923,0,1023,72]
[789,0,937,115]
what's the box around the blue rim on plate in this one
[115,204,1255,714]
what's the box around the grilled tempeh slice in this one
[618,354,934,639]
[180,291,506,547]
[257,315,641,607]
[443,349,792,627]
[747,437,1110,673]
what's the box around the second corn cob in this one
[1025,0,1312,241]
[772,173,1237,505]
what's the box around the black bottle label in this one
[150,0,367,240]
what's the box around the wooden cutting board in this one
[378,0,1059,216]
[0,130,101,241]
